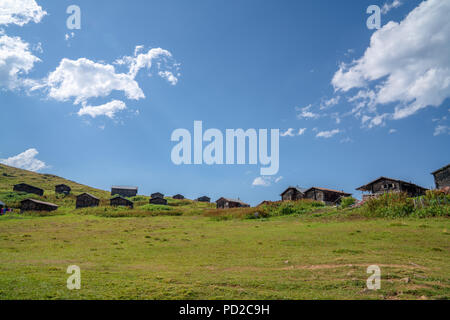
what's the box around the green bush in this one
[340,197,356,209]
[362,192,449,218]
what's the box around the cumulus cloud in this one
[298,128,306,136]
[0,0,46,26]
[0,34,40,89]
[39,58,144,104]
[77,100,127,119]
[0,148,47,172]
[332,0,450,123]
[316,129,340,138]
[31,46,179,121]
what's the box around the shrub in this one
[340,197,356,209]
[364,192,414,218]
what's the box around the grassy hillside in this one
[0,164,216,213]
[0,164,109,195]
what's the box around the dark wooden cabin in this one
[304,187,352,206]
[151,192,164,199]
[356,177,427,198]
[196,196,211,203]
[280,186,307,201]
[149,197,168,205]
[13,183,44,196]
[111,186,138,198]
[76,193,100,209]
[20,199,58,212]
[216,197,250,209]
[110,196,133,208]
[173,194,185,200]
[55,184,71,195]
[432,164,449,189]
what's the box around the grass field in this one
[0,164,449,300]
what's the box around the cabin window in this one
[382,183,395,189]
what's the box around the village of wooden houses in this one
[1,163,448,214]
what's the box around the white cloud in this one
[316,129,340,138]
[281,128,306,137]
[41,58,144,104]
[389,128,397,134]
[368,113,390,128]
[382,0,402,14]
[0,0,46,26]
[0,148,47,172]
[252,176,283,187]
[252,176,271,187]
[0,34,40,89]
[320,96,340,109]
[77,100,127,119]
[332,0,450,122]
[433,125,449,136]
[281,128,295,137]
[158,70,178,85]
[115,47,174,78]
[296,104,319,119]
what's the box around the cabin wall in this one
[282,189,303,201]
[14,185,44,196]
[434,167,450,189]
[21,201,57,212]
[111,188,137,198]
[76,195,100,208]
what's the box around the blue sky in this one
[0,0,449,205]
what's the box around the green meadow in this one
[0,164,449,300]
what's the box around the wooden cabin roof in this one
[356,176,427,192]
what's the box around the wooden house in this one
[76,193,100,209]
[55,184,71,195]
[13,183,44,196]
[216,197,250,209]
[431,164,449,189]
[280,186,307,201]
[20,199,58,212]
[111,186,138,198]
[173,194,185,200]
[196,196,211,203]
[110,196,133,208]
[151,192,164,199]
[149,197,168,205]
[356,177,427,198]
[304,187,352,206]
